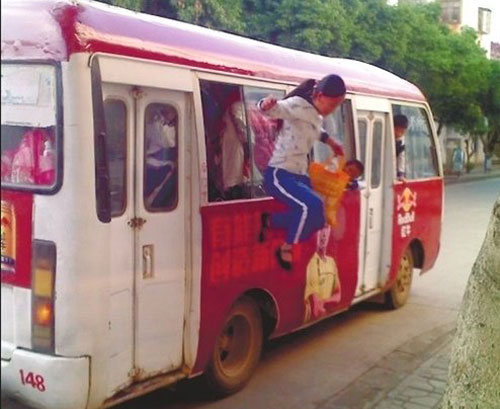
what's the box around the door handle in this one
[143,244,154,279]
[369,208,374,229]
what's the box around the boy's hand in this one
[260,97,277,111]
[326,138,344,156]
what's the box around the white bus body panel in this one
[1,350,89,409]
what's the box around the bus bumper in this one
[1,348,89,409]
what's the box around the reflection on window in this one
[103,99,127,217]
[357,119,368,180]
[392,105,439,180]
[371,121,383,188]
[200,80,284,202]
[243,86,284,199]
[143,103,178,211]
[314,100,355,164]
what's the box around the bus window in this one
[319,100,355,161]
[357,118,368,180]
[103,99,127,217]
[200,80,250,202]
[243,86,285,198]
[371,120,383,188]
[143,103,178,211]
[1,64,60,191]
[392,105,439,180]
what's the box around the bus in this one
[0,1,443,408]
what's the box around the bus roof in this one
[1,0,426,102]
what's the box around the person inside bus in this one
[257,74,346,271]
[220,88,248,200]
[144,105,177,209]
[344,159,365,190]
[393,114,409,181]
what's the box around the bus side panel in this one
[193,190,360,374]
[389,179,443,284]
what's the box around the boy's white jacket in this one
[258,96,323,175]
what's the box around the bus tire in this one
[385,247,414,309]
[205,296,263,397]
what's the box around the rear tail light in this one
[31,240,56,353]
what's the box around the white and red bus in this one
[1,1,443,408]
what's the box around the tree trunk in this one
[441,197,500,408]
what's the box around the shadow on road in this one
[116,300,390,409]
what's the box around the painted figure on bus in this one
[144,105,177,209]
[257,74,346,271]
[393,114,409,181]
[303,225,341,322]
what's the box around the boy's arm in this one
[321,132,344,157]
[258,96,312,121]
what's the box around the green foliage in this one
[174,0,246,33]
[97,0,495,140]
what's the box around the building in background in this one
[390,0,500,172]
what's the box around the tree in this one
[479,60,500,159]
[441,197,500,408]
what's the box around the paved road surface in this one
[3,178,499,409]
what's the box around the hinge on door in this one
[130,86,145,100]
[128,217,147,230]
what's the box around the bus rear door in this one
[102,78,189,392]
[356,104,392,296]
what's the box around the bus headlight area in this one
[1,349,90,409]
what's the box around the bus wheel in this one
[385,247,414,309]
[205,297,263,397]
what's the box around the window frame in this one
[1,60,64,195]
[103,97,128,218]
[195,72,290,205]
[142,101,180,213]
[390,101,442,181]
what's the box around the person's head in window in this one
[285,75,346,116]
[393,114,408,181]
[313,74,346,116]
[393,114,408,141]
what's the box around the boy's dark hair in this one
[346,159,364,176]
[284,78,316,103]
[393,114,409,129]
[316,74,346,98]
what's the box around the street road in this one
[3,178,499,409]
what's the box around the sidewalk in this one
[319,323,455,409]
[444,165,500,185]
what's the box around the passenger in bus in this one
[304,225,341,322]
[393,114,409,181]
[344,159,365,190]
[144,106,177,209]
[257,74,346,271]
[220,88,248,200]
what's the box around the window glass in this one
[371,121,383,188]
[243,86,285,198]
[441,0,461,23]
[200,80,285,202]
[392,105,439,180]
[103,99,127,217]
[357,119,368,180]
[1,64,60,191]
[143,103,178,211]
[316,100,355,163]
